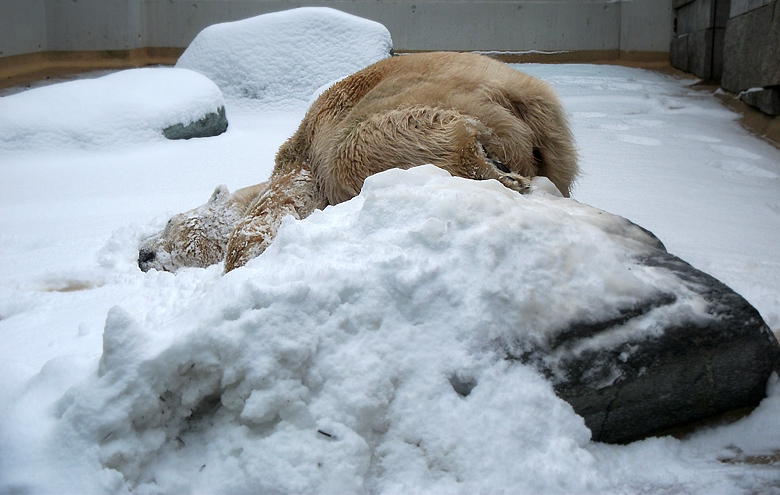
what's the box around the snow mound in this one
[0,68,225,151]
[176,7,393,105]
[49,166,717,493]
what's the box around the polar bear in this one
[139,52,578,273]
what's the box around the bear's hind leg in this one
[322,105,533,204]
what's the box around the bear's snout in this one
[138,248,156,271]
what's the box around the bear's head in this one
[138,185,244,272]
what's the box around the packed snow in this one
[2,7,780,494]
[176,7,393,105]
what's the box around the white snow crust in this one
[0,68,225,151]
[176,7,393,105]
[1,8,780,494]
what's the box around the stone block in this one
[688,28,714,79]
[714,0,731,27]
[673,0,697,9]
[670,34,690,72]
[722,2,780,92]
[677,0,716,35]
[731,0,751,17]
[729,0,774,17]
[712,27,725,80]
[740,86,780,115]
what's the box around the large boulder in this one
[0,67,227,150]
[513,242,779,443]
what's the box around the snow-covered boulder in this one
[0,68,227,151]
[50,166,779,492]
[176,7,393,105]
[523,238,780,443]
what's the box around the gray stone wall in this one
[722,0,779,91]
[672,0,779,115]
[721,1,780,115]
[670,0,730,80]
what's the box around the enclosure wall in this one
[1,0,672,59]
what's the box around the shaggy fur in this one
[138,183,268,272]
[139,52,578,273]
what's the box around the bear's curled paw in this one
[496,172,532,194]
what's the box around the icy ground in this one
[1,12,780,494]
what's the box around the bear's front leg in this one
[224,164,326,272]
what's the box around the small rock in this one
[739,87,780,116]
[163,106,228,140]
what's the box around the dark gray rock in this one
[163,106,228,140]
[739,86,780,116]
[508,226,780,444]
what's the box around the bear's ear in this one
[208,185,231,205]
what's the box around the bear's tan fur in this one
[139,52,578,273]
[138,183,268,272]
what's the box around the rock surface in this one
[739,86,780,116]
[511,220,780,443]
[162,106,228,140]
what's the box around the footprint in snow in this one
[617,134,663,146]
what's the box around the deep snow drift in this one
[1,7,780,495]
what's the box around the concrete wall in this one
[1,0,672,59]
[0,0,47,57]
[621,0,674,54]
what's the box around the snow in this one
[2,8,780,495]
[176,7,393,106]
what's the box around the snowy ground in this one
[2,10,780,494]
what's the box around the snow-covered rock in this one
[47,166,780,493]
[0,68,227,151]
[162,106,227,140]
[176,7,393,105]
[523,240,780,443]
